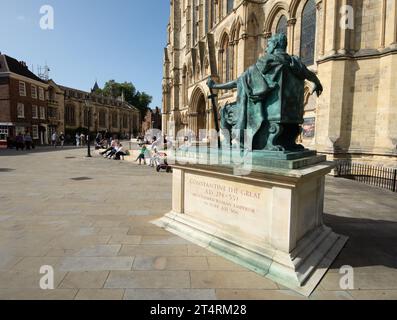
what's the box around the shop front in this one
[0,122,13,149]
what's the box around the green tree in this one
[99,80,152,117]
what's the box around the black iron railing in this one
[335,160,397,193]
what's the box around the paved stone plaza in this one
[0,147,396,300]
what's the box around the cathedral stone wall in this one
[163,0,397,166]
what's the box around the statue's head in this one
[266,33,288,54]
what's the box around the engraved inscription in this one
[187,176,262,215]
[184,173,271,242]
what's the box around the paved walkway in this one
[0,147,396,300]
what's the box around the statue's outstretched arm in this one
[304,67,323,97]
[207,76,237,90]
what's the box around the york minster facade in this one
[162,0,397,165]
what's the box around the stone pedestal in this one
[153,161,347,296]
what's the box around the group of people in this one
[99,139,128,160]
[135,136,166,168]
[14,132,34,151]
[75,133,87,147]
[51,132,65,148]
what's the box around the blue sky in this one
[0,0,170,108]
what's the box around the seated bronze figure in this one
[207,33,323,152]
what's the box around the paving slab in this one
[105,271,191,289]
[75,289,125,300]
[60,257,134,272]
[124,288,216,300]
[132,256,208,271]
[59,271,109,289]
[190,271,279,290]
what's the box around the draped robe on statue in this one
[221,52,314,151]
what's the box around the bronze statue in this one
[207,33,323,152]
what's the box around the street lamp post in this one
[84,99,92,158]
[87,108,92,158]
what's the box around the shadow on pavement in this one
[325,213,397,270]
[0,146,87,156]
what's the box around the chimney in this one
[19,61,27,68]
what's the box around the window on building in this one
[84,108,92,127]
[99,110,106,127]
[123,115,128,128]
[39,106,46,120]
[32,125,39,139]
[48,107,58,119]
[19,81,26,96]
[32,105,38,119]
[205,0,209,34]
[182,66,188,106]
[65,105,75,125]
[192,0,198,44]
[300,0,317,66]
[220,34,231,83]
[246,13,260,65]
[228,42,234,81]
[276,15,288,35]
[38,87,45,100]
[112,112,118,128]
[211,0,216,27]
[227,0,234,14]
[31,85,37,99]
[17,103,25,118]
[218,0,223,20]
[15,126,25,135]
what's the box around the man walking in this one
[80,133,85,147]
[15,133,24,151]
[51,132,57,148]
[75,133,80,147]
[24,133,33,150]
[59,132,65,148]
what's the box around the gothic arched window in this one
[276,15,288,35]
[65,105,75,126]
[300,0,316,65]
[205,0,209,34]
[84,108,92,127]
[228,43,234,81]
[246,13,259,65]
[218,0,223,21]
[99,110,106,127]
[192,0,198,44]
[220,34,231,83]
[211,0,216,27]
[182,66,188,107]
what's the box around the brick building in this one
[0,53,49,148]
[163,0,397,166]
[0,53,141,147]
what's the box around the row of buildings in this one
[0,53,156,147]
[162,0,397,165]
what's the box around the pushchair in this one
[154,152,172,173]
